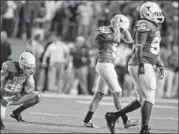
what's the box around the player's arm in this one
[134,22,150,75]
[42,44,51,67]
[24,75,35,94]
[122,29,134,44]
[1,62,9,95]
[113,18,121,43]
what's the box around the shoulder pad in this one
[1,61,16,72]
[135,20,152,32]
[97,26,112,34]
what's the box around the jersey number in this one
[150,36,161,55]
[137,23,146,30]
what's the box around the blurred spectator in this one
[169,45,178,98]
[114,43,132,96]
[157,44,175,98]
[97,1,111,26]
[39,31,54,92]
[1,1,17,37]
[70,36,90,95]
[34,1,56,31]
[63,1,80,41]
[0,1,178,98]
[50,1,67,37]
[86,37,97,95]
[16,1,41,39]
[0,31,12,69]
[77,2,94,38]
[25,33,44,92]
[42,36,69,93]
[62,42,76,94]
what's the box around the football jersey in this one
[95,26,118,64]
[1,61,28,97]
[128,19,161,66]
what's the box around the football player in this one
[0,52,41,130]
[105,2,164,134]
[81,14,138,129]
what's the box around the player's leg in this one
[82,75,105,128]
[105,65,142,133]
[139,63,157,133]
[10,91,41,122]
[101,63,138,131]
[109,66,142,115]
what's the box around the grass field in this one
[1,94,178,133]
[1,38,178,133]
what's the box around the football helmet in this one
[110,14,130,30]
[140,2,164,24]
[19,52,36,75]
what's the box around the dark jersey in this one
[128,19,161,66]
[95,26,118,64]
[1,61,28,97]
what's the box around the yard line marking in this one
[30,112,178,121]
[41,93,178,103]
[76,101,178,110]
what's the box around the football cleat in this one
[81,121,100,128]
[0,118,5,130]
[124,118,139,129]
[105,112,118,134]
[10,111,25,122]
[140,126,151,134]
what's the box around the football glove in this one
[157,66,164,79]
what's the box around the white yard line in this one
[30,112,178,121]
[41,93,178,103]
[76,100,178,110]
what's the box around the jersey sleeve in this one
[1,61,11,71]
[134,20,151,45]
[1,61,10,82]
[135,20,151,33]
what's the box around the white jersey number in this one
[150,36,161,55]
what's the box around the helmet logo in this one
[146,6,151,11]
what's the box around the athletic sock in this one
[141,101,153,128]
[121,114,128,124]
[114,99,141,117]
[83,111,94,123]
[14,99,38,114]
[13,105,26,113]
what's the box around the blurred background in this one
[0,1,178,99]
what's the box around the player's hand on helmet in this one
[113,17,121,29]
[138,63,145,75]
[157,66,164,79]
